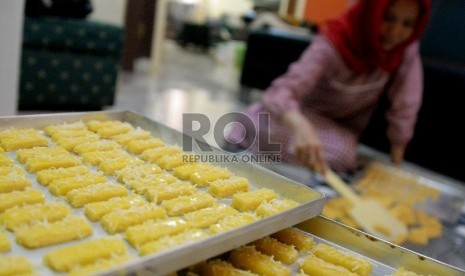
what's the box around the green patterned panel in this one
[19,49,118,110]
[23,17,125,57]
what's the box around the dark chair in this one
[239,28,311,102]
[178,22,212,50]
[18,16,125,111]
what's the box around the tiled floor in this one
[108,39,316,184]
[107,40,251,147]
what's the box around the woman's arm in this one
[385,42,424,165]
[282,109,329,174]
[260,36,338,173]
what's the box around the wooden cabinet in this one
[121,0,157,72]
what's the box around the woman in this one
[227,0,431,174]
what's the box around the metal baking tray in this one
[0,110,326,275]
[356,146,465,270]
[296,216,465,276]
[358,145,465,224]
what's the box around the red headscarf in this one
[320,0,431,73]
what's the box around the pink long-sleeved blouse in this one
[231,35,423,171]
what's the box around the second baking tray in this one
[297,216,465,276]
[147,216,465,275]
[0,110,326,275]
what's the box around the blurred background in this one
[1,0,465,270]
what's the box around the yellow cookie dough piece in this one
[67,182,129,207]
[111,129,151,145]
[161,192,216,216]
[25,153,81,172]
[125,172,177,194]
[43,121,87,136]
[312,243,372,276]
[209,213,259,234]
[271,228,315,252]
[389,204,417,226]
[15,215,92,249]
[36,165,90,186]
[145,181,197,203]
[84,195,146,221]
[1,132,48,151]
[423,219,442,239]
[101,204,167,234]
[231,188,278,212]
[73,139,121,154]
[172,162,214,180]
[209,176,250,198]
[99,156,144,175]
[156,153,196,170]
[0,231,10,252]
[300,254,358,276]
[190,167,232,188]
[0,128,38,138]
[16,146,68,163]
[86,120,118,131]
[200,260,258,276]
[0,165,24,176]
[0,256,33,275]
[81,149,128,166]
[407,227,429,245]
[139,229,208,256]
[115,163,162,183]
[1,202,70,231]
[50,129,94,141]
[96,123,133,138]
[229,246,291,276]
[0,189,45,212]
[184,203,238,228]
[255,199,299,217]
[0,172,31,193]
[87,120,133,133]
[125,217,190,247]
[44,237,127,272]
[0,154,14,166]
[55,134,100,151]
[322,205,346,220]
[141,146,183,163]
[50,127,93,139]
[49,172,107,196]
[416,210,443,238]
[126,138,164,154]
[251,236,298,265]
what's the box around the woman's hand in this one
[283,110,329,175]
[390,144,405,166]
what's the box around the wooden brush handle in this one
[325,170,359,204]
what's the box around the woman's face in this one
[380,0,421,50]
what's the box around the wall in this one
[89,0,126,26]
[0,0,25,115]
[304,0,350,25]
[90,0,253,26]
[206,0,252,19]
